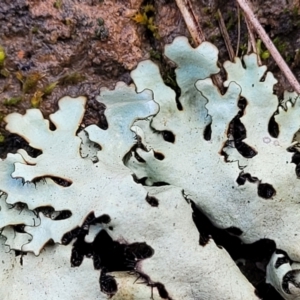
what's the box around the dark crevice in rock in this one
[152,181,170,187]
[99,268,118,297]
[81,98,107,129]
[229,114,245,140]
[236,172,258,185]
[98,113,109,130]
[282,269,300,294]
[175,97,183,111]
[122,142,147,166]
[133,149,146,163]
[14,249,27,266]
[204,122,212,141]
[150,129,176,144]
[155,282,171,299]
[238,97,247,110]
[225,226,243,236]
[49,120,57,131]
[153,151,165,160]
[62,212,160,298]
[10,201,28,211]
[253,251,297,298]
[13,224,25,233]
[274,249,293,267]
[257,183,276,199]
[227,96,257,159]
[229,116,257,158]
[236,174,276,199]
[190,200,276,261]
[33,206,72,220]
[93,61,127,80]
[130,272,173,300]
[146,194,159,207]
[161,130,175,143]
[53,210,72,220]
[31,176,72,188]
[190,200,281,299]
[34,206,54,218]
[235,141,257,158]
[131,175,147,185]
[144,25,182,113]
[291,151,300,178]
[268,114,279,138]
[50,176,72,187]
[0,134,42,159]
[255,282,284,300]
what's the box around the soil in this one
[0,0,300,299]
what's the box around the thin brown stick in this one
[217,9,235,61]
[236,5,241,57]
[174,0,205,45]
[174,0,223,90]
[244,15,262,65]
[236,0,300,94]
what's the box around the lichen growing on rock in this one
[1,36,300,299]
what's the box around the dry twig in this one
[236,4,241,57]
[244,16,262,65]
[217,9,235,61]
[174,0,223,90]
[236,0,300,94]
[174,0,206,45]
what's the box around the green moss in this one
[64,18,72,26]
[94,26,109,41]
[261,51,270,60]
[59,72,85,85]
[204,20,214,29]
[15,71,23,83]
[31,90,44,108]
[0,46,6,67]
[22,72,44,94]
[149,49,162,60]
[202,7,211,15]
[94,17,109,41]
[31,26,39,34]
[286,54,293,63]
[132,4,159,39]
[43,81,58,95]
[273,37,287,55]
[4,96,22,106]
[238,43,247,56]
[53,0,62,9]
[209,34,220,44]
[226,11,235,31]
[163,73,177,90]
[256,39,270,60]
[292,6,299,17]
[0,68,9,78]
[0,113,5,123]
[0,133,5,143]
[97,18,104,26]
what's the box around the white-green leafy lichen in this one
[1,36,300,299]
